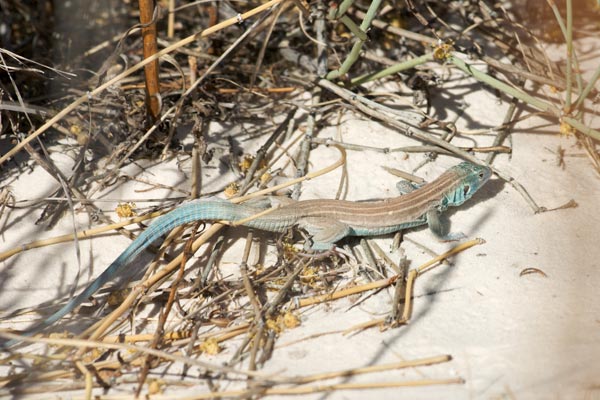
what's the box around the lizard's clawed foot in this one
[437,232,467,242]
[297,247,336,259]
[296,245,353,262]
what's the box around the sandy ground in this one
[1,45,600,400]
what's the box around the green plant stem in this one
[562,116,600,141]
[450,54,600,140]
[325,0,383,80]
[350,52,433,86]
[328,0,355,20]
[565,0,573,109]
[449,55,557,115]
[573,64,600,110]
[546,0,583,96]
[339,14,367,41]
[358,0,381,31]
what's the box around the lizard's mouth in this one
[463,185,471,197]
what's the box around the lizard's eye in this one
[478,172,485,179]
[463,185,471,196]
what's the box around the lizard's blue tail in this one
[2,200,262,347]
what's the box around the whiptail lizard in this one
[2,161,490,347]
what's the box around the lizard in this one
[1,161,490,347]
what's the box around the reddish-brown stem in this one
[139,0,161,121]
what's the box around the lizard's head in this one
[446,162,492,206]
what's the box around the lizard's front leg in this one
[426,209,467,241]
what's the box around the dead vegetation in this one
[0,0,599,397]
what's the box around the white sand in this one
[1,47,599,400]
